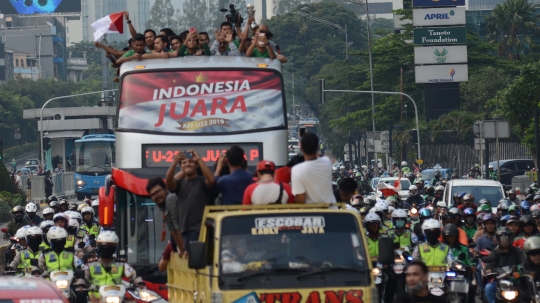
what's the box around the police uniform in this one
[9,247,41,274]
[413,243,452,268]
[38,250,77,274]
[81,221,100,238]
[387,229,416,249]
[367,236,380,261]
[84,259,143,297]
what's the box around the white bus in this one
[98,56,288,292]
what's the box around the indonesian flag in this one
[394,173,402,191]
[91,12,124,41]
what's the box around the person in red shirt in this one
[243,160,294,205]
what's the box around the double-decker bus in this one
[298,118,319,138]
[74,134,115,200]
[98,56,288,298]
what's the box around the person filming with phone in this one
[166,150,215,251]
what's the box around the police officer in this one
[38,226,78,275]
[412,219,453,266]
[412,208,432,243]
[58,199,69,213]
[387,209,416,249]
[81,207,100,239]
[39,220,54,251]
[8,226,43,275]
[5,206,30,238]
[49,200,60,214]
[84,231,143,297]
[365,213,383,261]
[91,199,99,219]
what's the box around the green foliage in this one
[3,142,39,164]
[146,0,176,30]
[426,110,482,143]
[0,163,14,194]
[460,66,512,113]
[485,0,540,59]
[0,191,26,209]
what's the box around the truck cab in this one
[168,204,376,303]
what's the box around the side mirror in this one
[188,241,206,270]
[1,228,7,233]
[458,253,466,261]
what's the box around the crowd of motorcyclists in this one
[342,161,540,303]
[2,196,144,303]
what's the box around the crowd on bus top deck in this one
[94,11,288,75]
[144,132,335,266]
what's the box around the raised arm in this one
[124,11,137,38]
[94,41,126,57]
[166,153,184,192]
[191,150,215,187]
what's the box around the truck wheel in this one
[76,193,85,201]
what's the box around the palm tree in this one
[485,0,540,60]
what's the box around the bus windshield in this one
[75,141,115,175]
[219,213,369,289]
[119,69,286,134]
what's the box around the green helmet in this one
[386,196,398,203]
[524,236,540,253]
[479,204,492,213]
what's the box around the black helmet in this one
[496,227,511,238]
[434,171,441,178]
[441,212,455,221]
[48,195,58,202]
[479,198,491,207]
[453,193,460,199]
[532,210,540,218]
[526,194,534,201]
[520,215,535,226]
[442,224,458,236]
[11,206,23,214]
[49,201,59,208]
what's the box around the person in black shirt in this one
[394,261,444,303]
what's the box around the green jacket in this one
[449,244,475,267]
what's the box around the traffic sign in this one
[344,153,356,161]
[473,121,482,138]
[417,159,424,165]
[474,138,485,150]
[344,144,356,153]
[380,131,390,142]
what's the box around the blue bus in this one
[74,134,115,200]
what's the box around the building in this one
[66,18,83,47]
[82,0,150,42]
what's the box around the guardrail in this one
[24,173,75,202]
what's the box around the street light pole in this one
[294,12,349,59]
[40,89,118,171]
[322,88,422,161]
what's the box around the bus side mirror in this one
[188,241,206,270]
[99,185,115,228]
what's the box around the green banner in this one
[414,27,467,45]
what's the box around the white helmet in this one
[96,231,119,245]
[39,220,54,230]
[47,226,68,242]
[15,226,30,239]
[43,207,55,216]
[68,211,82,223]
[436,201,447,208]
[374,201,389,211]
[401,161,408,166]
[421,219,441,234]
[68,218,79,230]
[392,209,408,219]
[409,185,418,196]
[362,165,367,170]
[364,213,382,224]
[435,185,445,191]
[489,165,494,169]
[92,199,99,207]
[25,226,42,241]
[25,203,37,213]
[53,213,69,223]
[81,206,94,216]
[388,206,395,213]
[531,204,540,212]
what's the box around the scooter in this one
[50,270,76,303]
[445,260,469,303]
[493,266,536,303]
[427,266,447,296]
[98,284,126,303]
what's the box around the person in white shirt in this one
[291,133,336,204]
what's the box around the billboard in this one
[413,7,466,26]
[413,0,465,7]
[414,45,467,64]
[0,0,81,14]
[415,64,468,83]
[119,70,286,134]
[414,26,467,45]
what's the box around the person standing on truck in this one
[291,133,336,204]
[166,150,215,250]
[214,146,254,205]
[242,160,294,205]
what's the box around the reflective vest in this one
[44,251,74,272]
[39,241,50,251]
[89,262,124,287]
[20,249,40,270]
[387,229,412,249]
[65,235,76,249]
[419,243,449,267]
[81,223,100,238]
[367,236,379,260]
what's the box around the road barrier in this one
[26,173,75,202]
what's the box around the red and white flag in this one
[91,12,124,41]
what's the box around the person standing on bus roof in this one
[166,150,215,251]
[215,146,254,205]
[291,133,336,204]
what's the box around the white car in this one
[377,177,412,201]
[443,179,505,213]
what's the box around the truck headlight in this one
[502,291,517,300]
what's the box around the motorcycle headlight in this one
[410,208,418,215]
[139,290,159,302]
[105,297,121,303]
[55,280,69,289]
[502,291,517,300]
[453,263,463,270]
[372,268,381,276]
[431,277,444,287]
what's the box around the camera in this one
[221,4,243,26]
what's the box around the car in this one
[443,179,505,213]
[16,168,32,176]
[24,165,39,172]
[421,168,454,185]
[489,159,535,186]
[24,159,40,166]
[0,277,67,302]
[377,177,411,201]
[370,177,380,191]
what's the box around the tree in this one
[460,66,511,113]
[0,162,15,194]
[146,0,176,30]
[485,0,540,60]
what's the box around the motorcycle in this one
[98,284,126,303]
[124,280,167,303]
[49,270,76,303]
[493,266,536,303]
[445,259,469,303]
[426,266,447,296]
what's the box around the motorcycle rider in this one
[484,227,526,303]
[509,205,521,217]
[458,194,477,212]
[81,206,100,239]
[53,213,69,230]
[405,185,424,210]
[423,185,435,204]
[7,226,43,274]
[84,231,144,298]
[475,214,498,252]
[412,219,453,266]
[38,226,78,275]
[440,212,468,246]
[374,201,393,231]
[68,202,78,211]
[449,208,463,227]
[24,203,42,227]
[521,201,531,215]
[462,208,477,240]
[91,199,99,219]
[42,207,54,221]
[488,165,497,180]
[387,209,416,249]
[507,189,521,205]
[365,213,383,261]
[5,206,30,238]
[513,215,539,249]
[49,200,60,214]
[39,220,54,251]
[523,237,540,282]
[496,200,510,216]
[431,185,445,205]
[412,208,432,243]
[532,209,540,226]
[430,170,442,185]
[58,199,69,213]
[414,179,425,196]
[507,216,521,240]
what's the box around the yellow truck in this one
[168,204,377,303]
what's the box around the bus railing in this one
[25,173,75,203]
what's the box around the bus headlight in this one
[76,180,86,187]
[502,291,517,300]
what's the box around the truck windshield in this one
[219,212,369,289]
[75,141,115,175]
